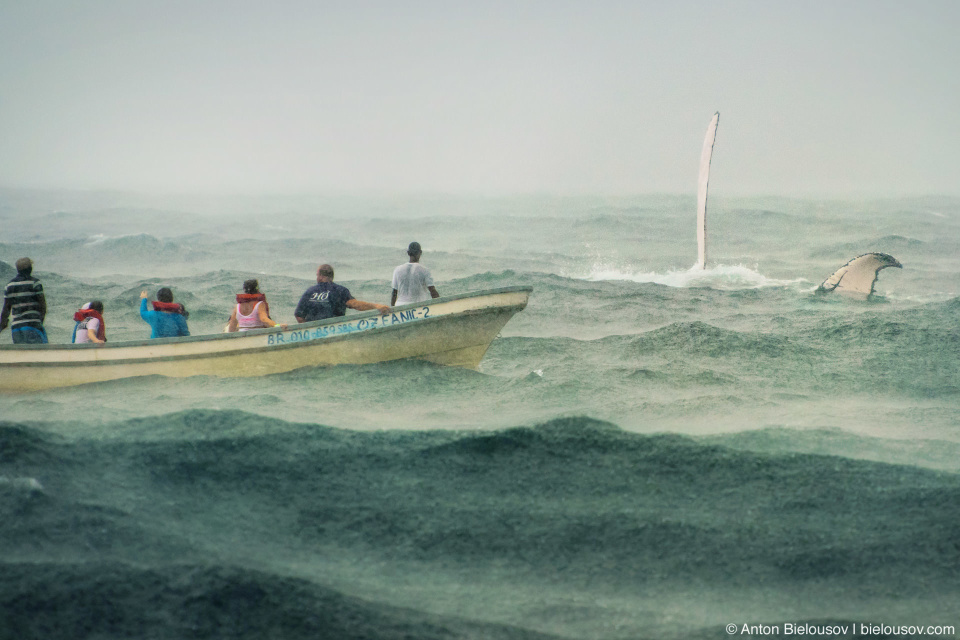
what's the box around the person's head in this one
[89,301,104,314]
[243,279,260,294]
[156,287,174,303]
[316,264,335,282]
[407,242,422,260]
[15,257,32,276]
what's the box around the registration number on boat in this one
[266,306,431,345]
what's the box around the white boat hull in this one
[0,287,531,392]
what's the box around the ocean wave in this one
[628,321,806,359]
[701,427,960,473]
[807,302,960,352]
[0,493,161,559]
[810,235,927,259]
[0,561,557,640]
[5,410,960,637]
[0,423,66,467]
[288,415,960,589]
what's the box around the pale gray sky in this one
[1,1,957,197]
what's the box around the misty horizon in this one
[2,2,959,198]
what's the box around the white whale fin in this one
[817,253,902,299]
[696,112,720,270]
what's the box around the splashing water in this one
[584,263,806,290]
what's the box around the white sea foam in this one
[0,476,44,492]
[583,263,806,290]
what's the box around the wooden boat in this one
[0,286,531,392]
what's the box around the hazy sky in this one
[1,1,958,197]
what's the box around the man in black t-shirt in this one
[0,257,48,344]
[294,264,390,323]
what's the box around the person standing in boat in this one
[0,257,48,344]
[294,264,391,323]
[72,301,106,344]
[391,241,440,306]
[139,287,190,338]
[226,279,286,332]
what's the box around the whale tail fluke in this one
[817,253,902,299]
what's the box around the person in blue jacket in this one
[139,287,190,338]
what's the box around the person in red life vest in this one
[139,287,190,338]
[72,301,106,344]
[226,279,287,332]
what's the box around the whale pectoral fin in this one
[819,253,901,299]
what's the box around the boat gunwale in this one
[0,286,532,353]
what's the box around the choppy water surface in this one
[1,191,958,639]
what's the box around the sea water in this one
[1,191,958,639]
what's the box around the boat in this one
[696,112,720,269]
[0,286,532,392]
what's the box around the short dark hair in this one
[243,279,260,294]
[317,264,335,279]
[89,301,104,313]
[156,287,174,303]
[407,242,422,255]
[15,257,32,275]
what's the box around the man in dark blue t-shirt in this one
[294,264,390,323]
